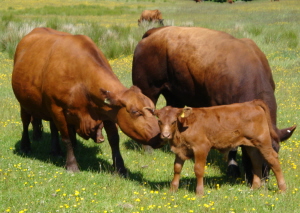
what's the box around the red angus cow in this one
[138,10,164,26]
[12,27,161,175]
[132,26,296,182]
[155,100,287,196]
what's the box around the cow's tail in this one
[253,99,280,144]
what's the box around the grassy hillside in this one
[0,0,299,212]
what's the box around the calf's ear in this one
[178,107,192,119]
[143,107,155,117]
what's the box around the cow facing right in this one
[155,100,287,196]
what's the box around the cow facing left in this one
[138,9,164,26]
[155,100,287,196]
[12,27,162,175]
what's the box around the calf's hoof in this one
[278,182,287,192]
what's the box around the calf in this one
[155,100,287,196]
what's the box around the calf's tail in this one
[253,99,280,144]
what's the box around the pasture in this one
[0,0,299,212]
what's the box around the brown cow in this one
[12,27,162,175]
[132,26,296,182]
[138,9,164,26]
[155,100,287,196]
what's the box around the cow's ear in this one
[100,88,121,106]
[153,109,159,118]
[179,107,192,119]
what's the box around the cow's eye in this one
[171,121,176,125]
[131,110,142,116]
[158,120,162,125]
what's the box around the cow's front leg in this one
[170,155,185,192]
[52,106,79,172]
[103,120,127,177]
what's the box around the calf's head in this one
[155,106,192,141]
[101,86,162,148]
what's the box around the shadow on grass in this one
[127,171,244,194]
[13,130,118,174]
[13,131,244,194]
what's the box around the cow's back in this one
[133,26,276,110]
[12,27,115,120]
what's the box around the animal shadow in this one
[14,130,116,173]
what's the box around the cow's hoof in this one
[20,147,31,155]
[227,165,241,179]
[116,167,128,178]
[50,150,63,158]
[66,164,80,173]
[32,131,43,141]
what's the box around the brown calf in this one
[155,100,287,196]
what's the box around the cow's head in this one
[155,106,192,141]
[101,86,162,148]
[159,19,164,26]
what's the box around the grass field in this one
[0,0,300,212]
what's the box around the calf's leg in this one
[170,155,185,192]
[244,147,263,189]
[194,148,209,196]
[256,145,286,192]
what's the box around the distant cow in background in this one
[138,9,164,26]
[227,0,233,3]
[155,100,287,196]
[195,0,203,2]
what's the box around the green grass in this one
[1,0,300,212]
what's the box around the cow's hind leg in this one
[20,107,32,154]
[227,147,241,179]
[49,121,61,156]
[170,155,185,193]
[31,116,43,141]
[103,120,127,177]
